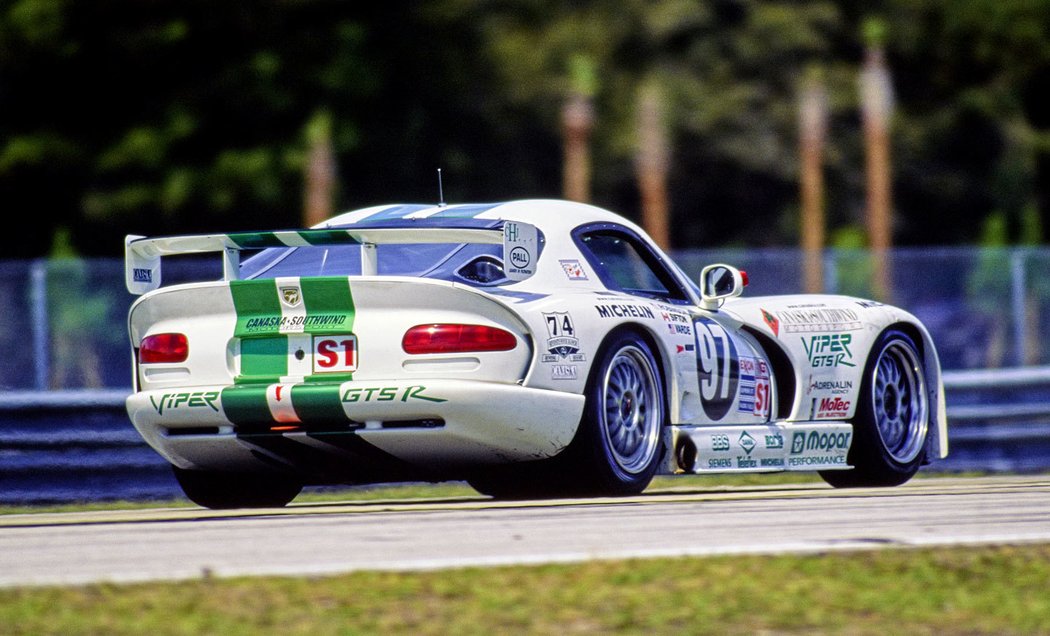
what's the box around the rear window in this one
[240,242,508,284]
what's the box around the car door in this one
[574,224,773,427]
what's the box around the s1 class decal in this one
[695,317,739,421]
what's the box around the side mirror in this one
[699,263,747,310]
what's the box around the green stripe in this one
[298,230,360,246]
[239,336,288,382]
[228,232,283,249]
[230,279,282,336]
[220,386,272,424]
[291,384,347,423]
[301,277,356,334]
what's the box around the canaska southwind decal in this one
[230,277,356,384]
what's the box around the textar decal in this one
[694,317,739,421]
[541,312,585,363]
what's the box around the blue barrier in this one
[3,380,1049,505]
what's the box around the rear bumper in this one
[126,379,585,476]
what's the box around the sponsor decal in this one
[341,385,446,403]
[773,307,862,333]
[694,318,739,421]
[807,377,853,395]
[813,396,851,419]
[133,268,153,283]
[243,314,349,332]
[675,343,696,353]
[790,430,851,454]
[737,357,771,418]
[738,431,756,455]
[559,259,588,280]
[551,364,578,380]
[595,303,656,319]
[801,334,856,368]
[711,434,731,452]
[761,309,780,336]
[541,312,586,362]
[281,287,301,307]
[855,299,884,309]
[150,391,221,415]
[667,323,693,336]
[509,246,531,270]
[313,335,357,374]
[764,433,784,450]
[660,309,691,324]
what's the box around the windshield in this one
[240,242,509,285]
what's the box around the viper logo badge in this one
[281,287,301,306]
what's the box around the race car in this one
[124,199,948,508]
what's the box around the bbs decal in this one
[694,317,739,421]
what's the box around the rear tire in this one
[467,330,666,499]
[570,330,665,495]
[820,329,929,488]
[173,467,303,509]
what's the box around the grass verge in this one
[1,544,1047,634]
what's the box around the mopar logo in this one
[133,268,153,283]
[791,430,852,454]
[509,246,530,269]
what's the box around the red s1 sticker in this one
[313,335,357,373]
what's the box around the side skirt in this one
[662,422,855,475]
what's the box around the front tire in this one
[173,467,303,509]
[821,329,929,488]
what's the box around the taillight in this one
[402,324,517,354]
[139,333,189,363]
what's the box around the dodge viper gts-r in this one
[124,199,947,508]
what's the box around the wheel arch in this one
[875,320,949,462]
[587,322,672,425]
[741,326,796,421]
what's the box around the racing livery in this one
[124,199,948,508]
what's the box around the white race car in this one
[124,199,948,508]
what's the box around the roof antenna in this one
[436,168,446,207]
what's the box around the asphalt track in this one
[1,475,1048,588]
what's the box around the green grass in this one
[1,544,1047,634]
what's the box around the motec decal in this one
[694,317,739,421]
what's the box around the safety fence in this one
[1,368,1048,504]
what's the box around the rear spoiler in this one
[125,221,539,295]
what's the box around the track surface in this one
[1,475,1048,588]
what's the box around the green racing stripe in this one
[230,277,356,384]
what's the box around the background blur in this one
[3,0,1050,390]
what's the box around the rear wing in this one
[125,222,539,295]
